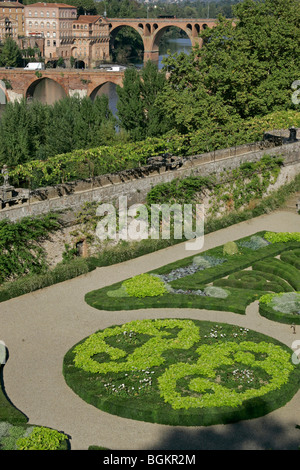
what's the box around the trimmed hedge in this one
[259,302,300,325]
[63,319,300,427]
[85,231,300,318]
[252,259,300,291]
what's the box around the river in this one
[0,37,192,117]
[97,37,192,115]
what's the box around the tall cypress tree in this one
[116,67,146,141]
[116,61,167,140]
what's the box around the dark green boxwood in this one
[259,302,300,325]
[63,319,300,427]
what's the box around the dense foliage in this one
[0,95,119,167]
[0,38,22,68]
[153,0,300,136]
[5,109,299,188]
[116,60,167,141]
[0,213,59,283]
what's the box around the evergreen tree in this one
[0,37,22,67]
[116,67,146,141]
[116,61,167,140]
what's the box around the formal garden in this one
[61,231,300,428]
[1,229,300,449]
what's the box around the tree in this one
[116,67,145,141]
[116,61,168,140]
[0,37,22,67]
[157,0,300,134]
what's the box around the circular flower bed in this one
[63,319,300,426]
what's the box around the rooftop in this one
[74,15,103,24]
[25,2,77,8]
[0,2,24,7]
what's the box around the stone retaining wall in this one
[0,134,299,222]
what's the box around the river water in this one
[0,37,192,117]
[97,37,192,115]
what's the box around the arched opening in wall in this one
[153,26,192,69]
[110,25,144,65]
[74,60,85,69]
[90,81,118,116]
[26,78,67,105]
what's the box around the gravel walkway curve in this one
[1,210,300,450]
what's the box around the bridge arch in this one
[151,24,194,53]
[0,81,9,104]
[109,24,144,63]
[26,77,68,104]
[89,80,119,115]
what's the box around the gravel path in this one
[1,210,300,450]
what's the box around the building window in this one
[41,11,44,17]
[52,22,56,28]
[34,11,37,16]
[53,40,56,46]
[28,10,32,16]
[52,11,56,17]
[41,21,44,28]
[46,11,49,17]
[47,39,50,46]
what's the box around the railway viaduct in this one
[108,17,218,62]
[0,17,220,103]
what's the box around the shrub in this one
[16,426,68,450]
[260,292,300,314]
[265,232,300,243]
[193,255,226,269]
[203,286,229,298]
[223,241,239,256]
[239,235,269,250]
[123,274,167,298]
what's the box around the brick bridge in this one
[0,68,125,103]
[0,17,220,103]
[108,17,218,62]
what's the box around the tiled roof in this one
[75,15,103,23]
[25,2,77,8]
[0,2,24,7]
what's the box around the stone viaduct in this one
[0,17,220,103]
[0,68,124,103]
[108,17,218,62]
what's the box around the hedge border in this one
[63,319,300,427]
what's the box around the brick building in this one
[0,1,24,41]
[24,2,77,60]
[0,1,111,66]
[66,15,110,67]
